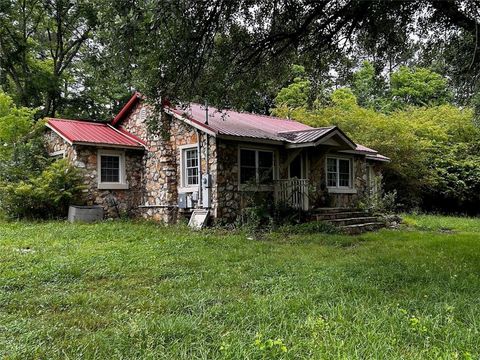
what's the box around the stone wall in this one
[119,102,218,222]
[215,142,383,220]
[308,149,369,208]
[73,145,144,218]
[44,130,144,218]
[215,140,281,223]
[44,129,75,160]
[216,140,241,222]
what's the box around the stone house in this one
[44,93,389,223]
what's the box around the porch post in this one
[304,152,309,211]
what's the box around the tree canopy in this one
[1,0,480,214]
[1,0,480,115]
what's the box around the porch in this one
[274,178,310,211]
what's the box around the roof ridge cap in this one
[48,118,106,124]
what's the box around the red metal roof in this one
[111,92,141,127]
[170,104,312,141]
[107,94,388,161]
[169,104,387,160]
[47,118,145,149]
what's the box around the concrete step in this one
[315,211,370,221]
[341,222,385,235]
[329,216,380,226]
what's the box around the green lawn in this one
[1,215,479,359]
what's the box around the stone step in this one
[341,222,385,235]
[315,211,370,221]
[312,207,357,214]
[329,216,380,226]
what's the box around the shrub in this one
[357,190,398,215]
[236,194,309,234]
[0,159,85,219]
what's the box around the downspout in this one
[197,129,202,207]
[204,101,209,175]
[205,134,209,174]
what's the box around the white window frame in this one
[326,156,356,194]
[179,144,199,191]
[238,147,276,188]
[97,150,128,190]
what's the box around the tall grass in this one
[1,216,479,359]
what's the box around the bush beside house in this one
[0,92,84,219]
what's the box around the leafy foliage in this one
[389,66,452,109]
[274,65,311,111]
[0,92,49,181]
[0,92,83,218]
[352,61,386,109]
[273,74,480,213]
[0,159,84,219]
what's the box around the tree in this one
[2,0,480,114]
[389,66,452,108]
[273,65,311,111]
[0,0,100,117]
[352,61,386,109]
[273,86,480,212]
[0,91,48,182]
[96,0,479,110]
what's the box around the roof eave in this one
[46,122,73,145]
[72,141,145,150]
[217,134,284,145]
[164,107,217,136]
[107,124,147,149]
[111,92,142,127]
[366,155,391,163]
[285,142,316,149]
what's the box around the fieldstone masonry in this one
[44,100,383,223]
[119,102,218,222]
[44,129,144,218]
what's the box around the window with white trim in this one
[98,150,128,189]
[182,147,199,186]
[101,155,120,182]
[240,149,274,185]
[326,157,352,188]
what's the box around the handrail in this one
[274,179,309,210]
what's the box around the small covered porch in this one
[272,127,385,211]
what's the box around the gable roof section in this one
[278,127,357,149]
[169,103,312,141]
[47,118,145,149]
[109,93,388,161]
[168,103,357,150]
[111,92,142,127]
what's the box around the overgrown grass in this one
[403,213,480,233]
[1,215,479,359]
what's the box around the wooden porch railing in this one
[274,179,309,211]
